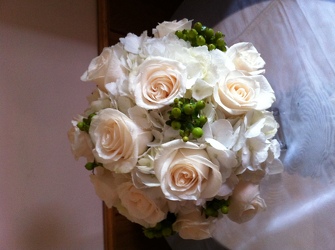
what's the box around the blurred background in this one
[0,0,104,249]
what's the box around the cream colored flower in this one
[214,71,275,116]
[153,19,192,38]
[173,209,214,240]
[89,108,152,173]
[154,140,222,201]
[227,180,266,223]
[81,44,128,91]
[130,56,187,109]
[226,42,265,75]
[116,182,167,228]
[67,118,94,161]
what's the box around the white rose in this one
[89,108,152,173]
[228,180,266,223]
[67,118,94,161]
[116,182,167,228]
[152,19,192,38]
[173,209,214,240]
[130,56,187,109]
[226,42,265,75]
[213,71,275,116]
[154,140,222,201]
[81,44,128,91]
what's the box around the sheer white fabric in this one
[170,0,335,249]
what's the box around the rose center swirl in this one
[171,164,198,188]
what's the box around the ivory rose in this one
[213,71,275,116]
[81,44,128,91]
[226,42,266,75]
[227,180,266,223]
[116,182,167,228]
[153,19,192,38]
[154,140,222,201]
[89,108,152,173]
[130,56,187,109]
[173,209,214,240]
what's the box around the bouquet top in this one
[68,19,283,240]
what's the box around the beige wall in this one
[0,0,104,249]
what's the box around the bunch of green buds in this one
[166,98,208,142]
[143,213,176,239]
[76,113,101,171]
[76,112,96,133]
[175,21,227,52]
[204,198,230,218]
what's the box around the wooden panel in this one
[97,0,183,249]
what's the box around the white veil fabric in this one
[170,0,335,249]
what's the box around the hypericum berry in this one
[192,127,203,138]
[171,107,181,118]
[196,35,206,46]
[196,100,206,110]
[171,121,181,130]
[183,103,195,115]
[193,22,202,32]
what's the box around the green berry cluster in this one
[77,113,96,133]
[166,98,208,142]
[204,198,230,218]
[143,213,176,239]
[175,21,227,52]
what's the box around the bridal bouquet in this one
[68,19,283,240]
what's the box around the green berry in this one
[182,136,189,142]
[85,162,95,171]
[193,22,202,32]
[189,28,198,39]
[216,37,226,47]
[196,35,206,46]
[205,28,214,39]
[192,127,203,138]
[221,206,229,214]
[215,31,223,39]
[184,103,195,115]
[171,121,181,130]
[199,115,208,127]
[171,107,181,119]
[196,100,206,110]
[208,44,216,51]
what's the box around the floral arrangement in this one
[68,19,283,240]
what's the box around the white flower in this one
[226,42,265,75]
[227,180,266,223]
[213,71,275,116]
[67,118,94,161]
[129,56,187,109]
[153,19,192,38]
[120,31,148,54]
[89,108,152,173]
[116,182,167,228]
[81,44,128,91]
[234,110,280,171]
[173,209,214,240]
[154,140,222,202]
